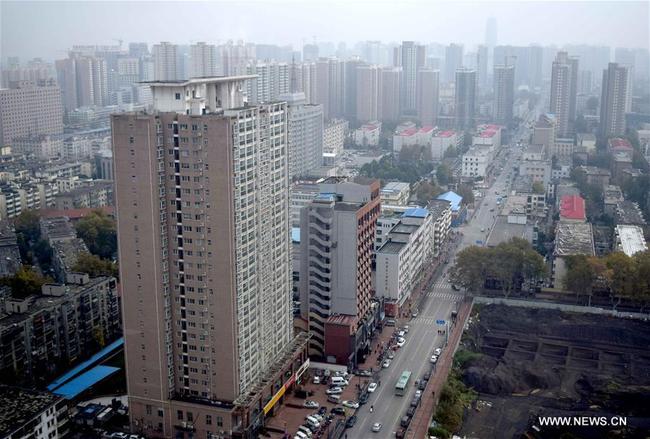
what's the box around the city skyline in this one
[1,1,649,62]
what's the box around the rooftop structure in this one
[615,200,647,226]
[554,222,595,257]
[0,386,67,439]
[559,195,586,221]
[436,191,462,212]
[614,225,648,256]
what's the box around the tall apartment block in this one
[356,65,381,123]
[380,67,402,123]
[600,62,631,138]
[549,51,579,138]
[493,64,515,125]
[152,42,178,81]
[0,79,63,145]
[282,92,324,178]
[55,55,108,110]
[454,68,477,131]
[416,68,440,126]
[444,44,464,83]
[299,177,380,367]
[112,77,309,438]
[190,43,217,78]
[398,41,425,115]
[245,62,289,104]
[314,58,345,120]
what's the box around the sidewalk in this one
[405,298,473,439]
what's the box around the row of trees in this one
[449,238,546,297]
[563,251,650,308]
[359,153,434,184]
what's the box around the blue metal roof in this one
[291,227,300,243]
[47,338,124,391]
[436,191,463,212]
[402,207,428,218]
[52,365,120,399]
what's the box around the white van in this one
[331,376,348,386]
[297,425,313,437]
[327,394,341,404]
[305,416,320,429]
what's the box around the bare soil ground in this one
[458,304,650,439]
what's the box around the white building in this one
[472,124,502,150]
[152,41,177,81]
[615,225,648,256]
[323,119,348,163]
[189,42,217,77]
[462,145,493,178]
[392,123,434,152]
[380,182,411,206]
[354,121,381,146]
[282,92,324,178]
[375,208,433,307]
[246,62,289,104]
[430,130,461,161]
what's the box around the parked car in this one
[397,330,406,338]
[371,422,383,432]
[294,432,308,439]
[418,380,426,390]
[342,400,360,409]
[359,392,369,405]
[407,406,416,417]
[434,347,442,356]
[297,426,313,438]
[303,400,319,408]
[312,376,320,384]
[402,325,410,333]
[411,310,419,317]
[415,390,422,398]
[400,416,411,427]
[396,337,406,347]
[382,359,391,368]
[345,416,357,428]
[318,406,327,416]
[388,351,395,359]
[326,387,343,395]
[430,355,438,364]
[367,382,378,393]
[410,397,419,407]
[331,407,345,415]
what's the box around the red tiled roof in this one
[608,138,633,150]
[39,206,115,220]
[436,130,455,137]
[560,195,586,220]
[398,128,418,136]
[419,126,434,133]
[479,130,497,138]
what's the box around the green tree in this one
[72,252,119,278]
[75,210,117,260]
[455,184,475,204]
[436,164,452,186]
[449,246,491,293]
[415,180,442,204]
[532,181,545,194]
[0,266,51,299]
[443,145,457,159]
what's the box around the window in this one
[175,93,181,100]
[177,410,183,420]
[206,414,212,425]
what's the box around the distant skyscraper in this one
[314,58,344,119]
[282,92,324,177]
[55,55,107,110]
[600,62,630,137]
[416,68,439,126]
[444,44,464,83]
[152,41,177,80]
[485,17,497,51]
[112,76,307,438]
[0,79,63,145]
[128,42,149,58]
[343,59,363,120]
[356,65,381,122]
[477,45,488,89]
[399,41,425,114]
[381,67,402,122]
[528,45,544,89]
[189,42,217,77]
[493,64,515,125]
[246,62,289,104]
[455,68,476,130]
[303,44,319,62]
[549,51,579,138]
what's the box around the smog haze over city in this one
[0,1,649,439]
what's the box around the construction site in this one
[456,304,650,439]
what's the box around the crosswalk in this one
[422,290,464,301]
[413,316,455,325]
[430,278,452,290]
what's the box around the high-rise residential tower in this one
[189,42,217,77]
[493,64,515,125]
[152,42,178,81]
[112,76,309,438]
[356,65,381,123]
[282,92,324,178]
[444,44,464,83]
[600,62,631,137]
[454,68,477,130]
[380,67,402,122]
[398,41,425,114]
[549,51,579,138]
[416,68,440,126]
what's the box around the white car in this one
[371,422,383,432]
[367,382,378,393]
[342,400,360,409]
[382,359,391,368]
[312,376,320,384]
[326,387,343,395]
[415,390,422,398]
[434,347,442,356]
[402,325,410,333]
[388,351,395,359]
[396,337,406,347]
[294,431,309,439]
[303,400,319,408]
[430,355,438,364]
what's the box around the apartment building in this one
[112,76,308,438]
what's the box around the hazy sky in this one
[1,0,648,61]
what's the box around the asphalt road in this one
[351,116,538,437]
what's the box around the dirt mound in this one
[463,356,562,395]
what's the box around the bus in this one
[395,370,412,396]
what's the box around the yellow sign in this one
[263,385,286,414]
